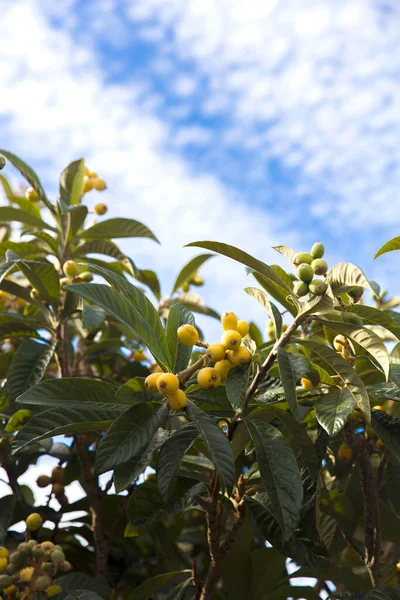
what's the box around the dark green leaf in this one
[251,270,299,316]
[272,245,297,264]
[277,348,308,421]
[17,378,120,406]
[315,389,356,437]
[74,240,125,261]
[0,241,47,258]
[0,206,55,231]
[172,254,214,294]
[55,573,110,600]
[127,571,191,600]
[371,411,400,459]
[19,260,60,303]
[297,287,335,319]
[82,303,107,329]
[59,158,84,205]
[6,340,55,401]
[349,305,400,340]
[165,304,196,372]
[78,218,159,242]
[115,378,156,405]
[225,367,249,411]
[157,423,198,501]
[22,230,58,254]
[0,495,15,543]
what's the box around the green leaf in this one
[349,305,400,340]
[326,262,374,294]
[245,287,282,337]
[22,230,58,255]
[65,283,170,370]
[59,158,84,205]
[277,348,308,421]
[0,241,47,258]
[251,270,299,316]
[299,341,370,423]
[95,404,169,474]
[68,205,88,236]
[0,174,13,198]
[0,150,54,213]
[6,340,55,402]
[272,245,297,264]
[16,378,121,406]
[297,287,335,319]
[0,312,49,340]
[365,591,400,600]
[225,367,249,411]
[374,236,400,259]
[315,388,356,437]
[18,260,60,303]
[0,206,55,231]
[0,495,16,543]
[12,404,121,453]
[186,400,235,494]
[127,571,191,600]
[371,411,400,459]
[115,378,155,405]
[157,423,198,501]
[74,239,125,261]
[78,218,159,242]
[54,573,110,600]
[165,304,196,372]
[320,319,390,379]
[82,303,107,329]
[246,419,303,540]
[171,254,214,294]
[7,195,42,218]
[368,384,400,402]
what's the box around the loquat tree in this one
[0,150,400,599]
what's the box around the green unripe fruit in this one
[294,281,309,297]
[35,575,52,592]
[10,551,23,564]
[42,562,55,575]
[17,543,31,556]
[343,312,363,326]
[58,561,72,573]
[78,271,93,282]
[293,252,313,266]
[31,547,44,559]
[0,575,13,590]
[296,264,314,284]
[309,279,328,296]
[348,286,364,303]
[311,259,328,276]
[311,242,325,259]
[63,260,80,278]
[50,550,65,565]
[26,512,43,531]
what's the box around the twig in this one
[178,355,207,386]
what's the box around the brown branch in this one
[178,354,207,386]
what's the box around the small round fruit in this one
[157,373,180,395]
[0,558,7,574]
[0,547,9,559]
[338,444,353,463]
[94,203,108,215]
[78,271,93,282]
[214,359,233,382]
[50,550,65,565]
[206,343,226,362]
[311,259,328,276]
[294,281,309,297]
[46,585,62,598]
[333,334,347,351]
[370,453,381,469]
[40,542,55,553]
[51,467,64,484]
[347,286,364,303]
[84,166,90,175]
[60,277,73,288]
[296,264,314,284]
[343,312,363,326]
[25,513,43,532]
[221,330,242,350]
[227,346,252,367]
[132,351,147,362]
[311,242,325,259]
[177,324,199,346]
[221,312,238,331]
[373,405,385,412]
[236,320,249,337]
[309,279,328,296]
[18,543,30,556]
[58,561,72,573]
[31,546,44,559]
[293,252,313,266]
[42,562,55,576]
[19,567,34,582]
[197,367,221,389]
[3,584,17,596]
[63,260,80,278]
[52,483,64,496]
[35,576,52,592]
[9,552,23,564]
[145,373,161,392]
[25,186,40,202]
[88,171,97,178]
[82,176,93,193]
[37,475,51,488]
[181,281,190,292]
[0,576,12,591]
[301,377,314,391]
[92,178,106,191]
[167,389,188,410]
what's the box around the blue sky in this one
[1,0,400,337]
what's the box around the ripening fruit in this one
[50,550,65,565]
[78,271,93,282]
[221,312,238,331]
[206,343,226,362]
[26,513,43,531]
[181,281,190,292]
[45,585,62,598]
[0,547,9,559]
[25,186,40,202]
[84,166,90,176]
[3,584,17,596]
[293,252,313,266]
[18,543,30,556]
[376,439,385,451]
[40,542,55,553]
[197,367,221,389]
[301,377,314,391]
[347,286,364,303]
[51,466,64,484]
[132,351,147,362]
[343,312,363,326]
[52,483,64,496]
[370,453,381,469]
[82,176,93,193]
[94,203,108,215]
[60,277,73,288]
[145,372,161,392]
[19,567,34,582]
[214,359,233,381]
[177,324,199,346]
[338,444,353,463]
[221,330,242,350]
[309,279,328,296]
[0,576,12,591]
[373,405,385,412]
[167,389,188,410]
[294,281,309,297]
[311,259,328,276]
[35,576,53,592]
[63,260,80,278]
[157,373,180,395]
[58,561,72,573]
[0,558,7,574]
[9,552,23,565]
[191,275,204,286]
[296,264,314,284]
[37,475,51,488]
[333,335,347,351]
[311,242,325,259]
[236,320,249,337]
[227,346,252,367]
[92,178,106,191]
[31,546,44,559]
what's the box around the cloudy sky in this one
[1,0,400,337]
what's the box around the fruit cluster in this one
[61,260,93,288]
[293,242,328,298]
[180,272,204,293]
[36,467,68,508]
[144,312,252,410]
[82,166,106,195]
[0,514,70,599]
